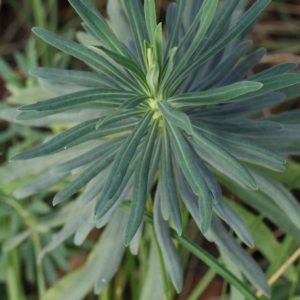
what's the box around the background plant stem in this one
[31,0,50,67]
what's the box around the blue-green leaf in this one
[18,88,134,112]
[193,122,285,165]
[30,68,119,89]
[94,46,146,84]
[125,0,148,71]
[161,127,182,235]
[53,150,118,205]
[165,0,185,58]
[119,95,149,110]
[32,28,139,92]
[144,0,157,43]
[153,194,183,293]
[248,63,298,81]
[158,100,192,134]
[69,0,132,59]
[167,123,212,233]
[192,130,257,190]
[124,120,158,245]
[95,112,153,215]
[10,119,99,160]
[169,0,270,90]
[250,170,300,229]
[171,0,218,78]
[169,82,262,106]
[51,139,123,173]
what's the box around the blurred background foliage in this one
[0,0,300,299]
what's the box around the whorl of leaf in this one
[11,0,300,297]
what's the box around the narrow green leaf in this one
[95,112,153,214]
[195,41,253,91]
[18,88,133,112]
[166,123,212,233]
[140,242,164,300]
[193,122,285,165]
[248,62,298,81]
[219,200,254,248]
[69,0,132,59]
[125,0,148,71]
[192,92,285,120]
[53,150,117,205]
[220,48,266,86]
[129,222,144,255]
[78,169,110,208]
[95,153,140,221]
[30,68,119,89]
[10,119,98,161]
[169,82,263,106]
[209,217,270,297]
[188,142,222,203]
[94,46,146,83]
[144,0,157,43]
[171,0,218,77]
[198,120,283,135]
[192,131,257,189]
[146,63,159,97]
[154,195,183,293]
[95,110,143,130]
[159,47,177,96]
[168,0,270,91]
[250,170,300,229]
[164,0,185,58]
[119,95,149,110]
[227,148,286,172]
[32,28,139,92]
[158,100,192,134]
[65,121,138,150]
[124,120,159,245]
[121,202,261,300]
[147,135,162,194]
[200,0,240,52]
[235,74,300,101]
[153,24,163,72]
[51,138,123,173]
[176,0,206,54]
[161,127,182,235]
[106,0,133,48]
[90,210,128,293]
[219,174,300,244]
[14,171,69,199]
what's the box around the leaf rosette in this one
[10,0,300,296]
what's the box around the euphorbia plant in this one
[9,0,300,298]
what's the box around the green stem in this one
[121,202,259,300]
[31,0,50,66]
[5,249,26,300]
[49,0,58,32]
[1,196,46,298]
[32,232,46,297]
[288,257,300,299]
[101,284,110,300]
[187,268,217,300]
